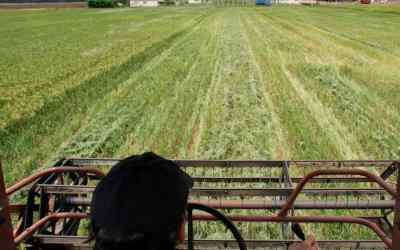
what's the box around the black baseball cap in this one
[90,152,193,240]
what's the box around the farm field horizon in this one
[1,5,400,186]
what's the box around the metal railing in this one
[1,159,399,249]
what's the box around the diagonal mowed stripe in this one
[47,12,213,163]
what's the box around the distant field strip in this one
[1,5,400,185]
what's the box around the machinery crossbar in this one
[34,235,386,249]
[37,184,392,196]
[61,196,395,210]
[2,160,399,249]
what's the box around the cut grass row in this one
[0,7,209,129]
[251,8,400,159]
[0,7,212,183]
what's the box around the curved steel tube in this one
[192,214,392,249]
[6,167,105,196]
[14,212,87,244]
[278,169,398,217]
[13,212,393,249]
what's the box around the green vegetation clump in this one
[88,0,115,8]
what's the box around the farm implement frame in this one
[1,159,400,250]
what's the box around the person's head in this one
[90,152,193,250]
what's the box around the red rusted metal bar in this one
[9,204,40,214]
[393,161,400,250]
[14,212,87,244]
[63,197,395,210]
[13,219,23,239]
[278,169,398,217]
[0,162,17,250]
[191,176,371,183]
[17,211,392,248]
[6,167,105,196]
[192,214,392,248]
[38,184,392,197]
[67,158,396,167]
[189,199,394,210]
[34,236,386,249]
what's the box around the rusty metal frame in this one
[191,214,392,248]
[61,196,395,209]
[34,236,386,249]
[13,212,87,244]
[36,184,393,196]
[278,169,398,217]
[6,167,105,196]
[393,161,400,250]
[4,159,400,249]
[11,211,394,248]
[66,158,397,167]
[0,161,17,250]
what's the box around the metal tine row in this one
[40,160,397,212]
[38,166,393,213]
[63,160,397,215]
[6,160,397,250]
[66,158,397,189]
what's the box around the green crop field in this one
[2,5,400,184]
[1,4,400,243]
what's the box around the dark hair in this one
[89,153,192,250]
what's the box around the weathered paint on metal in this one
[191,214,392,248]
[13,211,393,248]
[62,196,395,210]
[33,235,387,249]
[67,158,396,167]
[6,167,105,196]
[392,161,400,250]
[7,159,399,249]
[278,169,397,217]
[0,162,17,250]
[37,183,391,197]
[13,212,87,244]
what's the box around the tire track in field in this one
[279,57,362,159]
[265,14,400,91]
[263,13,400,87]
[242,12,345,159]
[239,12,291,160]
[273,10,400,58]
[268,14,400,120]
[252,12,368,159]
[248,11,381,237]
[257,12,400,159]
[45,14,210,163]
